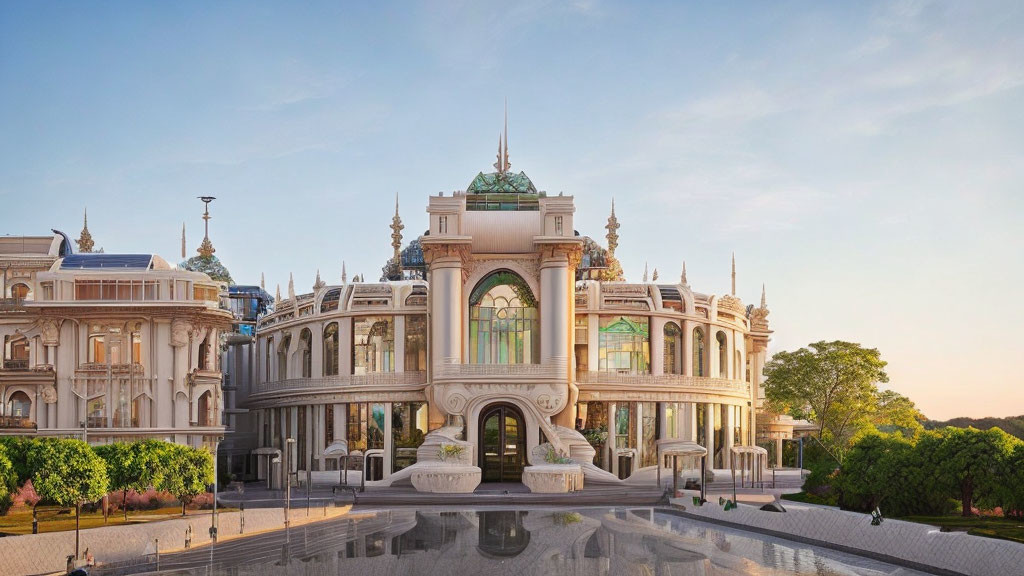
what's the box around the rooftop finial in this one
[275,284,281,305]
[314,269,325,291]
[503,98,511,173]
[180,222,186,259]
[494,133,503,173]
[681,261,689,287]
[76,208,95,253]
[391,193,404,266]
[605,198,620,256]
[260,272,265,291]
[652,268,659,281]
[731,252,736,296]
[197,196,217,257]
[643,262,649,283]
[288,272,295,302]
[342,261,347,285]
[761,283,767,308]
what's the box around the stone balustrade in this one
[252,371,428,395]
[576,371,749,395]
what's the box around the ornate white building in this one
[249,140,773,489]
[0,222,232,448]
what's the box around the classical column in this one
[723,405,734,469]
[394,315,406,373]
[430,255,463,369]
[650,317,666,376]
[383,403,394,478]
[704,402,715,469]
[539,253,569,369]
[608,401,617,476]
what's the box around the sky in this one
[1,1,1021,420]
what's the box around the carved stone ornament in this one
[41,385,57,404]
[750,306,770,332]
[39,319,61,346]
[718,294,746,315]
[170,318,190,348]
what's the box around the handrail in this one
[253,371,427,395]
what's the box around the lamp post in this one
[211,435,223,543]
[284,437,295,529]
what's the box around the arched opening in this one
[299,328,312,378]
[197,391,214,426]
[479,403,527,483]
[469,271,538,365]
[7,391,32,418]
[320,288,342,313]
[717,332,728,378]
[598,316,650,374]
[3,335,29,370]
[264,337,273,382]
[663,322,681,375]
[353,317,394,374]
[323,323,339,376]
[277,334,290,380]
[693,328,705,377]
[477,511,530,558]
[198,335,210,371]
[404,315,426,371]
[9,283,30,302]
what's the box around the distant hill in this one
[924,415,1024,441]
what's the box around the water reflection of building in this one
[244,128,775,487]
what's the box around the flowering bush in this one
[11,480,40,508]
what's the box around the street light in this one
[284,437,295,529]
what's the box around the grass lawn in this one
[0,506,235,536]
[898,515,1024,545]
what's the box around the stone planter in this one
[410,464,482,493]
[522,464,584,493]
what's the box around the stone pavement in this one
[0,504,351,576]
[669,492,1024,576]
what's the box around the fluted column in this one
[539,256,569,369]
[704,403,715,469]
[650,317,665,376]
[431,260,463,369]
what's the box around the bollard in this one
[240,501,245,534]
[155,538,160,571]
[185,524,193,549]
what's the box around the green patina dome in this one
[467,171,538,195]
[181,254,234,284]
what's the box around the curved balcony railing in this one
[252,371,427,396]
[575,370,749,394]
[434,362,567,380]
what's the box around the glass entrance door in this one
[479,404,526,482]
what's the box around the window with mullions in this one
[717,331,728,378]
[353,317,395,374]
[323,323,339,376]
[693,328,706,377]
[663,322,681,375]
[597,316,649,374]
[469,271,539,365]
[404,315,427,371]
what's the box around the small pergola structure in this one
[656,439,708,500]
[323,440,350,486]
[730,445,768,489]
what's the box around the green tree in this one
[95,440,168,520]
[933,427,1019,517]
[159,445,214,516]
[0,444,15,515]
[764,341,889,456]
[872,389,925,436]
[836,432,914,513]
[0,436,34,486]
[999,443,1024,519]
[27,438,108,558]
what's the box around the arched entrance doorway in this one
[479,403,526,483]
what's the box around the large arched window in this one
[323,323,339,376]
[404,315,426,371]
[277,334,291,381]
[321,288,342,313]
[353,317,395,374]
[3,335,29,369]
[469,271,539,365]
[717,331,728,378]
[7,391,31,418]
[197,391,214,426]
[299,328,312,378]
[598,316,650,374]
[693,328,705,377]
[663,322,681,375]
[9,283,30,302]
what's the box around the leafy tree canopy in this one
[28,439,108,508]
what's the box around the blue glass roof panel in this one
[60,254,154,270]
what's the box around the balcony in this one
[433,361,567,381]
[1,359,30,371]
[575,370,750,398]
[0,298,26,312]
[0,416,35,429]
[76,362,145,375]
[252,371,427,396]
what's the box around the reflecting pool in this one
[103,507,935,575]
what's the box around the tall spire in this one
[605,198,620,256]
[494,133,503,173]
[313,269,325,291]
[731,252,736,296]
[341,261,347,285]
[275,284,281,306]
[197,196,217,257]
[681,261,689,287]
[76,208,95,253]
[391,193,404,266]
[643,262,649,283]
[180,223,186,259]
[652,268,659,281]
[503,98,511,173]
[288,272,295,302]
[260,272,265,291]
[760,283,767,308]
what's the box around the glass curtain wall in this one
[598,316,650,374]
[469,272,539,365]
[663,322,681,374]
[347,402,386,452]
[392,402,428,471]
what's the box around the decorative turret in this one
[197,196,216,257]
[275,284,281,306]
[652,268,659,281]
[180,196,233,283]
[288,273,295,302]
[680,261,689,287]
[341,261,347,285]
[750,283,771,332]
[605,199,620,256]
[642,262,649,283]
[313,269,325,291]
[731,252,737,296]
[391,195,404,269]
[76,208,95,253]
